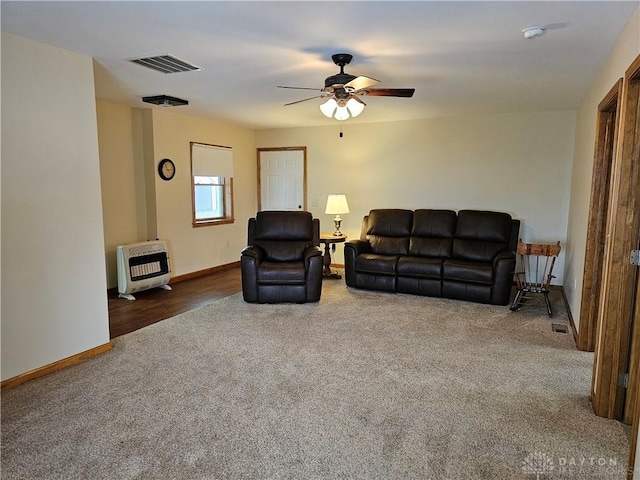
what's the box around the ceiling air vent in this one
[142,95,189,107]
[129,54,201,74]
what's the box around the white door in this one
[258,148,306,211]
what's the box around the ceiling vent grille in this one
[142,95,189,107]
[129,54,201,74]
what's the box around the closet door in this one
[257,147,306,211]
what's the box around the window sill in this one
[193,218,235,228]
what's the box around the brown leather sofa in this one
[344,209,520,305]
[241,211,323,303]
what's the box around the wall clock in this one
[158,158,176,181]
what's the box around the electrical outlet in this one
[225,239,230,247]
[311,198,318,208]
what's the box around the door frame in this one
[578,79,623,352]
[256,146,307,212]
[590,54,640,421]
[628,277,640,479]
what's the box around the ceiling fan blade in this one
[350,95,366,106]
[284,95,324,106]
[360,88,415,98]
[345,75,379,91]
[277,85,323,91]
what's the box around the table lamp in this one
[325,194,349,236]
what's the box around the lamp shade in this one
[346,97,365,117]
[325,194,350,215]
[320,98,338,118]
[334,105,350,121]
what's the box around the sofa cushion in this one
[255,240,314,262]
[411,209,457,237]
[252,211,315,262]
[455,210,513,243]
[366,209,412,255]
[442,259,493,284]
[452,210,513,262]
[355,253,399,275]
[257,261,306,284]
[409,237,454,258]
[397,256,443,278]
[254,211,314,240]
[408,209,456,257]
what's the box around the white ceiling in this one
[2,1,638,130]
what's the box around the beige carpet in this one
[1,279,630,479]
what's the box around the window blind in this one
[191,143,233,178]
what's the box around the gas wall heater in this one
[116,240,172,300]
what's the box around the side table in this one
[319,233,347,279]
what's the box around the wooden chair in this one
[510,240,561,316]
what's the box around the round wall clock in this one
[158,158,176,181]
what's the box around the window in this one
[191,142,234,226]
[194,176,225,220]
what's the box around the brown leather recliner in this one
[241,211,323,303]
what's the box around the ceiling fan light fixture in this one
[320,98,338,118]
[346,97,365,117]
[334,105,350,121]
[280,53,414,120]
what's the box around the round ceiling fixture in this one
[522,25,546,39]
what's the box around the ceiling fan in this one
[277,53,415,120]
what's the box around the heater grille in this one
[116,240,171,300]
[129,54,201,74]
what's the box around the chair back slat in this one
[515,240,560,294]
[511,240,561,316]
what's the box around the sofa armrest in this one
[344,240,372,287]
[344,239,372,256]
[493,249,515,265]
[491,249,517,305]
[241,245,265,264]
[305,247,324,301]
[493,249,516,274]
[303,245,323,264]
[240,246,266,303]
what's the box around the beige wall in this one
[1,33,110,381]
[150,109,256,277]
[564,6,640,331]
[100,107,576,286]
[256,110,577,283]
[97,103,256,287]
[97,102,148,285]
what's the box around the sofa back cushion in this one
[251,211,317,262]
[409,209,457,257]
[364,209,413,255]
[452,210,513,262]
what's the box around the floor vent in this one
[551,323,568,334]
[128,54,201,74]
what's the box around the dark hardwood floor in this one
[108,267,242,338]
